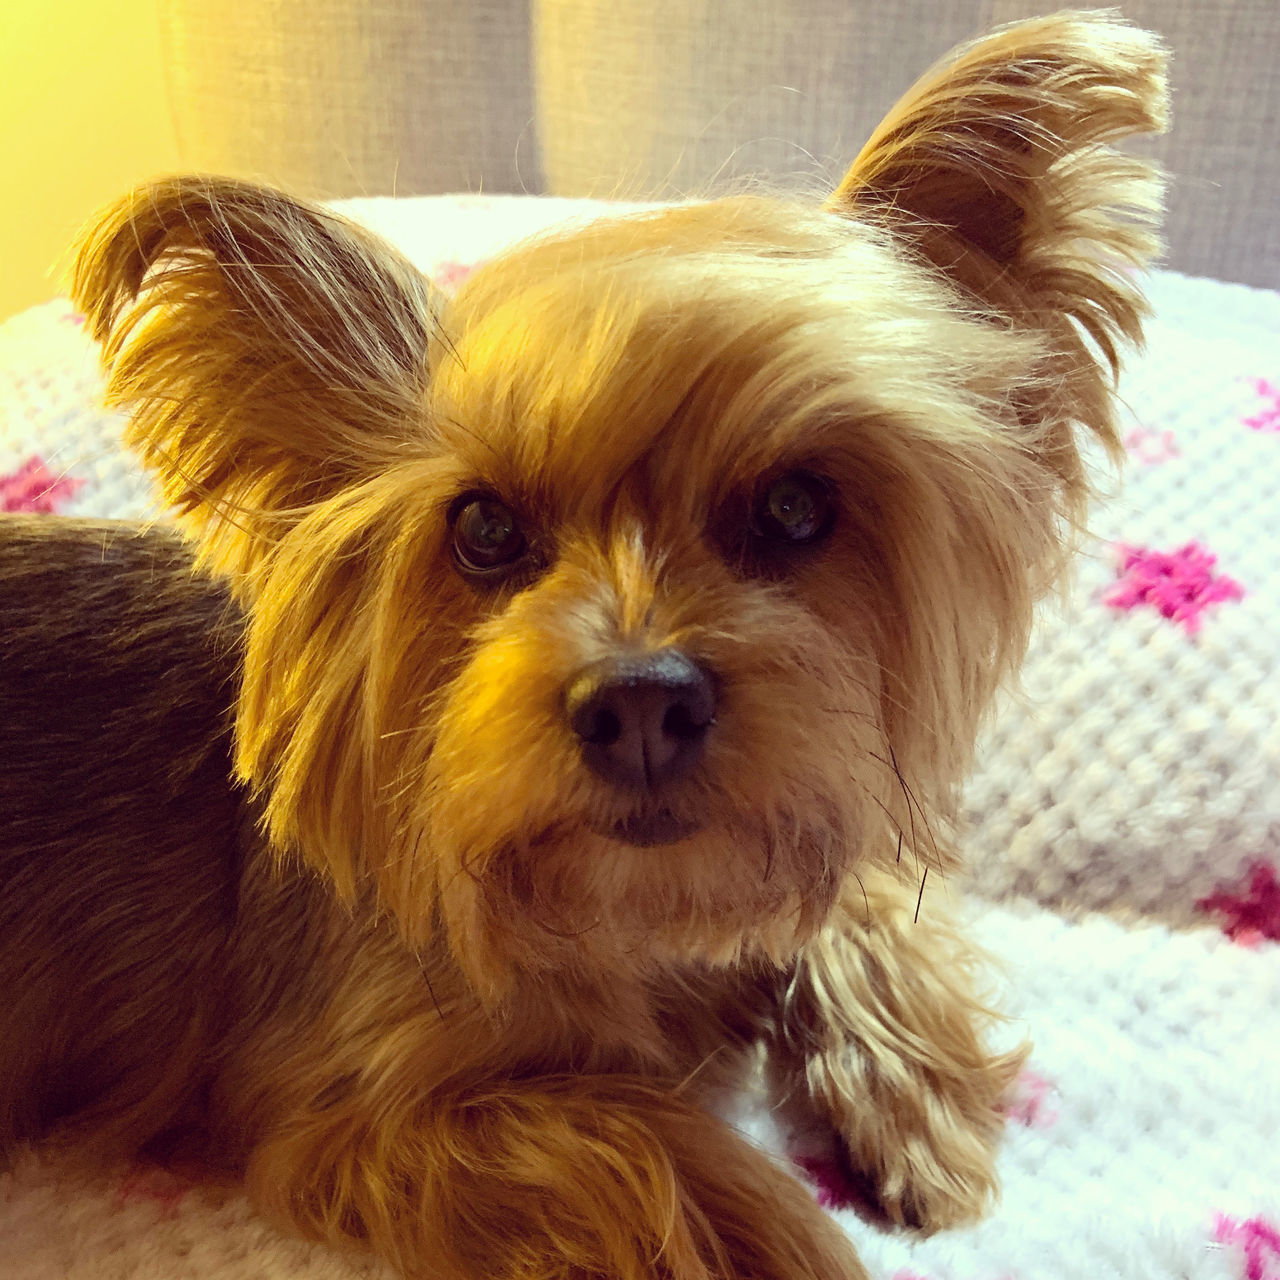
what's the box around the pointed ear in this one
[72,176,439,583]
[829,11,1168,378]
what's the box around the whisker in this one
[851,867,871,930]
[866,745,934,874]
[421,968,446,1022]
[888,741,938,864]
[850,783,915,872]
[675,1046,730,1095]
[914,867,928,923]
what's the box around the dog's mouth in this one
[590,808,703,847]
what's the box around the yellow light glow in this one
[0,0,180,320]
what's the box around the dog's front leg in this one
[209,865,862,1278]
[766,870,1026,1233]
[239,1072,865,1280]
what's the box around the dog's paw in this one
[842,1126,996,1233]
[834,1043,1027,1233]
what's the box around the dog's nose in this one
[565,650,716,789]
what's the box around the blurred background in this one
[3,0,1278,321]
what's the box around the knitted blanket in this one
[2,196,1277,1280]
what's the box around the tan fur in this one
[769,870,1028,1230]
[0,13,1166,1278]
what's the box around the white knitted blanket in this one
[2,197,1277,1280]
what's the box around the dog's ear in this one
[829,10,1167,463]
[72,176,438,583]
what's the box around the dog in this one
[0,12,1166,1278]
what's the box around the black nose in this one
[565,650,716,789]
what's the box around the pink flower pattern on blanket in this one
[433,260,482,291]
[114,1163,198,1219]
[1,455,83,513]
[791,1153,862,1213]
[1124,425,1181,464]
[1213,1214,1280,1280]
[1243,378,1280,433]
[1001,1069,1060,1129]
[1198,860,1280,945]
[1103,542,1245,633]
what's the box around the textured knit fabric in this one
[1,195,1277,1280]
[961,269,1280,926]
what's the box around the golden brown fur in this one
[0,13,1166,1278]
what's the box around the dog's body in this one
[0,521,244,1156]
[0,13,1167,1278]
[1,518,1004,1275]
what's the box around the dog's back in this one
[0,517,247,1156]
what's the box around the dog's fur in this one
[0,13,1166,1278]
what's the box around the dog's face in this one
[411,204,1052,986]
[74,16,1165,999]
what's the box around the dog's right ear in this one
[72,176,438,581]
[827,11,1167,497]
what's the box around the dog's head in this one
[74,13,1165,999]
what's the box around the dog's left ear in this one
[72,176,437,582]
[830,10,1167,467]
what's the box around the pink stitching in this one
[891,1272,1016,1280]
[1124,425,1181,464]
[1002,1069,1060,1129]
[1244,378,1280,433]
[791,1153,859,1212]
[1213,1213,1280,1279]
[0,456,83,513]
[114,1164,196,1219]
[1198,861,1280,944]
[1102,542,1245,634]
[433,260,482,291]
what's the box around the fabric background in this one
[961,268,1280,924]
[159,0,544,199]
[158,0,1280,289]
[535,0,1280,289]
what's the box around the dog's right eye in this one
[451,496,527,574]
[750,471,834,546]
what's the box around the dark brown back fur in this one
[0,516,246,1156]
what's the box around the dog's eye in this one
[451,496,526,573]
[751,472,833,545]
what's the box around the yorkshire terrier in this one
[0,12,1166,1278]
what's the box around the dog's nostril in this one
[662,702,706,741]
[585,708,622,747]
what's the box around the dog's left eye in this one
[451,496,527,573]
[751,472,833,545]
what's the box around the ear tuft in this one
[71,176,439,586]
[829,10,1167,376]
[829,11,1168,498]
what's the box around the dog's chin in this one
[588,809,703,848]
